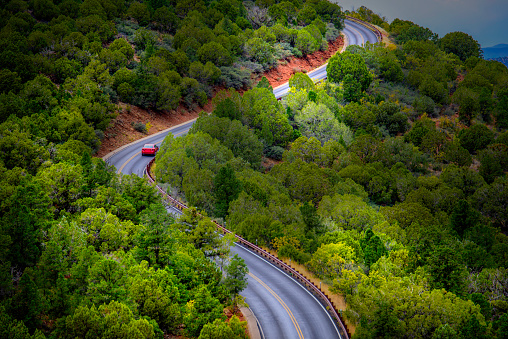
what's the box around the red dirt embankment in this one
[96,36,344,158]
[260,36,344,88]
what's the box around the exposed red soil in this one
[96,37,346,336]
[96,35,344,158]
[97,103,202,158]
[259,36,344,88]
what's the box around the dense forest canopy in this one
[1,0,508,338]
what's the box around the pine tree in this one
[213,164,242,218]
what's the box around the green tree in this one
[213,97,241,120]
[33,0,58,21]
[55,301,159,339]
[289,72,315,92]
[180,77,207,108]
[295,101,353,146]
[454,87,479,125]
[443,141,473,167]
[214,164,243,218]
[156,76,182,111]
[269,1,297,24]
[284,136,341,167]
[190,114,263,168]
[21,74,58,115]
[0,127,49,175]
[343,73,363,102]
[189,61,221,85]
[3,179,52,270]
[419,76,448,104]
[129,273,181,334]
[460,314,488,339]
[8,269,42,332]
[341,102,376,132]
[76,14,117,42]
[152,6,179,33]
[99,49,128,73]
[126,2,150,26]
[360,229,388,267]
[458,124,494,153]
[182,168,215,214]
[440,31,482,61]
[256,76,273,91]
[327,50,373,91]
[241,87,283,130]
[297,4,317,25]
[427,245,467,295]
[313,0,344,29]
[495,88,508,129]
[198,41,233,67]
[307,242,356,279]
[450,200,479,238]
[318,193,385,230]
[198,315,247,339]
[369,301,403,339]
[177,208,224,258]
[472,177,508,230]
[300,201,323,235]
[295,29,319,55]
[223,254,248,301]
[183,285,224,337]
[134,204,176,268]
[244,37,275,65]
[478,144,508,184]
[109,38,135,60]
[404,114,436,146]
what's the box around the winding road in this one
[104,19,379,339]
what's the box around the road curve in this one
[232,244,342,339]
[105,19,379,339]
[273,19,379,98]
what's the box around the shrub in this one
[133,27,157,51]
[220,67,251,89]
[132,121,147,133]
[292,48,303,58]
[459,124,494,154]
[273,43,293,60]
[413,95,435,115]
[237,61,264,73]
[325,23,341,41]
[264,146,285,160]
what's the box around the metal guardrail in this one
[345,15,383,43]
[145,158,350,339]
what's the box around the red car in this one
[141,143,159,156]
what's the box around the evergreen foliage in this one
[1,1,507,338]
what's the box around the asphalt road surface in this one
[105,19,379,339]
[273,19,379,98]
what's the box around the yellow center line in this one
[349,25,365,46]
[248,272,304,339]
[116,130,187,174]
[117,150,142,174]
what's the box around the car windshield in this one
[143,144,154,148]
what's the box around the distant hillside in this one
[483,43,508,59]
[490,56,508,68]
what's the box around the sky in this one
[333,0,508,48]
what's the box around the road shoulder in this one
[240,306,263,339]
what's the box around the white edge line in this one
[250,306,266,339]
[114,19,363,335]
[234,243,343,339]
